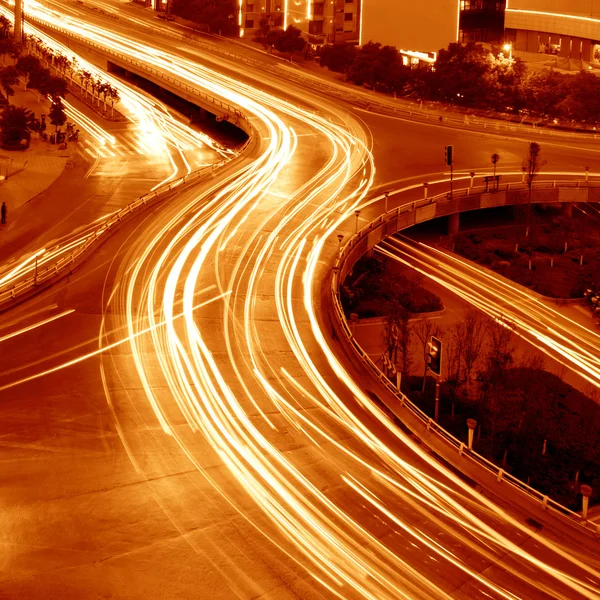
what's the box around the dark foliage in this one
[171,0,238,35]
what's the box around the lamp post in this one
[467,419,477,450]
[581,484,592,520]
[503,43,513,61]
[337,233,343,257]
[383,191,390,214]
[354,210,360,233]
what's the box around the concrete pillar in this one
[448,212,460,236]
[562,203,573,218]
[14,0,23,44]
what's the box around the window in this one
[309,20,324,34]
[313,3,324,16]
[246,2,254,11]
[245,19,254,28]
[344,12,353,21]
[345,0,353,3]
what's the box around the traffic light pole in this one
[450,161,453,200]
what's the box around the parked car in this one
[157,13,175,21]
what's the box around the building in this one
[359,1,504,56]
[459,1,506,43]
[240,1,361,45]
[505,1,600,63]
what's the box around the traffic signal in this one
[444,145,453,166]
[427,336,442,377]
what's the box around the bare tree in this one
[523,141,546,241]
[460,309,487,396]
[444,324,464,419]
[480,317,516,458]
[382,301,413,380]
[414,318,442,392]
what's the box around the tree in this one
[383,59,412,95]
[49,98,67,132]
[383,303,413,380]
[348,42,400,90]
[0,38,17,65]
[46,76,68,102]
[106,84,120,116]
[264,28,283,54]
[0,66,18,104]
[171,0,238,36]
[462,310,486,389]
[557,70,600,123]
[520,69,567,119]
[428,42,490,106]
[414,318,442,393]
[479,318,515,458]
[0,104,35,143]
[444,324,465,419]
[273,25,306,62]
[253,18,271,46]
[319,43,358,79]
[0,15,10,39]
[483,51,526,112]
[16,54,41,90]
[523,142,546,249]
[27,65,52,99]
[79,70,92,99]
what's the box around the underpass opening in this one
[107,60,248,148]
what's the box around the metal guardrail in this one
[331,179,600,537]
[0,134,254,310]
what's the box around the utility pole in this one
[14,0,23,43]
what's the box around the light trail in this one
[378,236,600,389]
[4,3,600,598]
[0,309,74,343]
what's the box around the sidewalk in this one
[0,89,72,213]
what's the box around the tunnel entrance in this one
[107,61,248,149]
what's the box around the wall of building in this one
[506,0,600,61]
[360,0,459,53]
[240,0,360,44]
[507,0,600,18]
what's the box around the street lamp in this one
[503,43,513,61]
[354,210,361,233]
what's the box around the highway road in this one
[378,236,600,390]
[1,1,600,598]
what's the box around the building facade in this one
[459,0,506,43]
[505,0,600,62]
[360,1,458,54]
[240,0,361,45]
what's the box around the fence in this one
[330,179,600,538]
[0,134,255,312]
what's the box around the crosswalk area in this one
[80,130,152,158]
